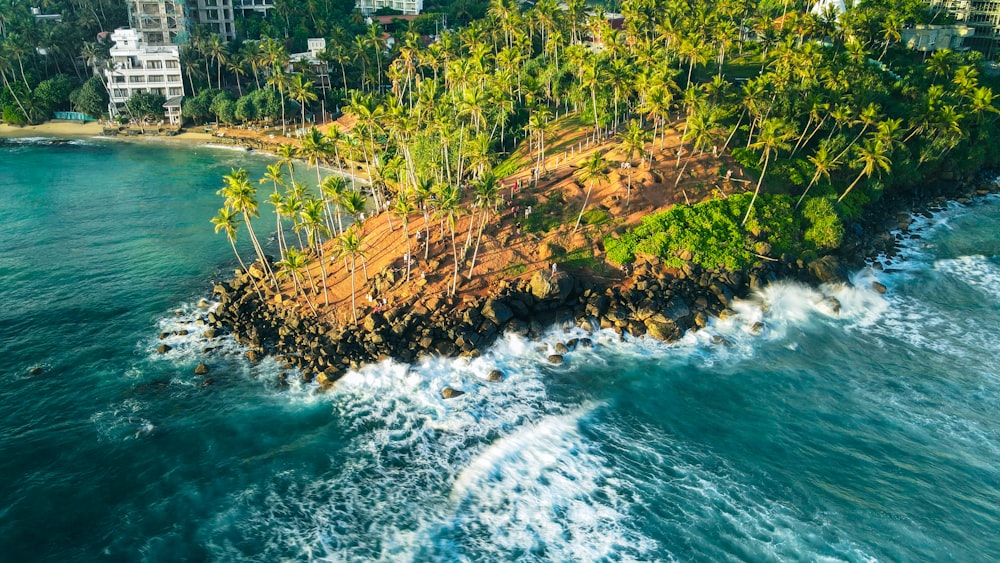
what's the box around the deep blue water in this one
[1,138,998,561]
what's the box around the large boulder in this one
[808,255,850,285]
[481,298,513,325]
[530,271,575,302]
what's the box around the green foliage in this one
[604,193,846,271]
[802,197,844,251]
[69,75,108,118]
[730,147,759,171]
[235,95,258,123]
[2,105,28,125]
[126,92,167,121]
[581,208,611,226]
[31,75,74,119]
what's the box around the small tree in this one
[125,92,167,122]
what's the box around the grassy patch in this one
[502,262,527,277]
[581,208,611,226]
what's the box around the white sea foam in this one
[90,398,155,442]
[934,255,1000,301]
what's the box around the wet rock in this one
[200,377,215,387]
[749,322,765,335]
[245,350,260,363]
[807,255,850,285]
[175,329,189,336]
[203,329,216,339]
[554,342,569,354]
[441,386,465,399]
[579,338,593,348]
[156,344,172,354]
[547,354,564,365]
[694,312,708,329]
[871,281,887,294]
[194,363,209,375]
[28,366,44,376]
[487,369,505,382]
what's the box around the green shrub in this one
[802,197,844,251]
[582,208,611,226]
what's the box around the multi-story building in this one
[927,0,1000,58]
[236,0,273,18]
[188,0,236,41]
[290,38,331,92]
[104,28,186,125]
[355,0,423,16]
[128,0,189,46]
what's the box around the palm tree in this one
[260,163,288,259]
[468,172,500,280]
[742,118,793,226]
[217,168,278,288]
[211,207,249,271]
[300,126,332,187]
[796,141,840,210]
[435,182,464,296]
[300,197,332,305]
[334,226,365,325]
[320,175,348,235]
[839,138,892,203]
[277,248,317,314]
[276,143,297,184]
[391,188,416,282]
[574,151,609,232]
[288,73,319,132]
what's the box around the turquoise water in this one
[1,139,999,561]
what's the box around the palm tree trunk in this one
[838,169,866,203]
[574,181,594,231]
[741,153,769,226]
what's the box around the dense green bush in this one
[603,193,845,271]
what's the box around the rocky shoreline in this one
[203,171,998,390]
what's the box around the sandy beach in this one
[0,120,216,144]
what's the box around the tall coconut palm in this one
[277,248,316,314]
[288,73,319,132]
[796,141,841,210]
[300,197,332,306]
[211,206,249,272]
[320,175,348,235]
[334,226,365,325]
[742,118,793,226]
[839,138,892,203]
[574,151,609,232]
[276,143,298,184]
[218,168,277,288]
[468,172,500,279]
[391,188,416,282]
[435,182,464,296]
[300,126,332,187]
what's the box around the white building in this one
[105,28,186,125]
[355,0,423,16]
[290,38,331,92]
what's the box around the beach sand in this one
[0,121,216,144]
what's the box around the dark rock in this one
[159,332,169,340]
[547,354,564,365]
[871,281,887,294]
[487,369,505,382]
[200,377,215,387]
[194,363,209,375]
[554,342,569,354]
[156,344,172,354]
[441,386,465,399]
[482,298,514,325]
[203,329,216,339]
[28,366,44,376]
[807,255,850,285]
[175,329,189,336]
[749,322,765,335]
[245,349,260,363]
[579,338,593,348]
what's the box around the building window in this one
[166,60,179,69]
[149,75,165,83]
[169,87,183,96]
[129,76,145,83]
[113,76,126,83]
[208,8,218,18]
[167,74,181,83]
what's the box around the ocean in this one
[1,138,998,561]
